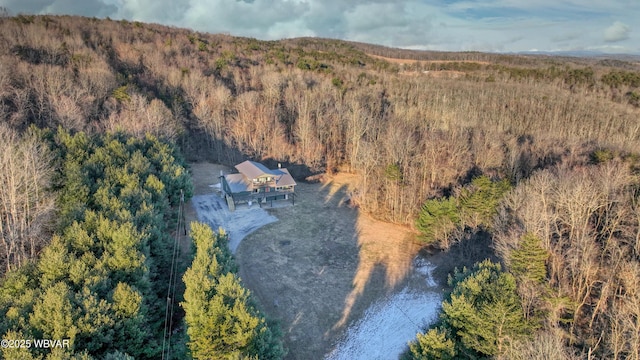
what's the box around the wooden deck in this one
[236,190,295,205]
[220,174,296,211]
[224,189,296,211]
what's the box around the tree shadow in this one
[320,179,423,335]
[296,181,422,355]
[427,230,499,290]
[231,180,362,359]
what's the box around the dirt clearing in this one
[186,164,443,359]
[367,53,491,66]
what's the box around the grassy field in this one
[234,174,431,359]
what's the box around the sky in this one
[2,0,639,55]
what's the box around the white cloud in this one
[3,0,640,54]
[342,2,434,47]
[604,21,630,42]
[345,3,410,32]
[114,0,189,23]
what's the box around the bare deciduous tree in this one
[0,124,54,274]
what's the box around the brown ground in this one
[368,53,485,79]
[185,164,428,359]
[400,70,467,78]
[367,53,491,66]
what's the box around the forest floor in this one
[367,53,492,66]
[185,162,446,359]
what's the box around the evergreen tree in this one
[29,282,78,357]
[0,129,193,358]
[416,176,510,247]
[408,328,456,360]
[0,265,38,334]
[408,260,532,359]
[74,286,115,354]
[442,260,531,357]
[509,233,548,283]
[415,197,460,244]
[459,176,511,228]
[182,223,284,359]
[1,331,37,360]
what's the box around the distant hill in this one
[0,14,638,193]
[516,49,640,62]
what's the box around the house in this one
[220,160,296,210]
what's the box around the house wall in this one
[275,185,295,192]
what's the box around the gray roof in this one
[272,168,296,187]
[225,173,251,193]
[231,160,297,189]
[235,161,273,180]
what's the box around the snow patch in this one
[413,257,438,287]
[191,194,277,253]
[325,288,441,360]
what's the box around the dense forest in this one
[0,127,282,359]
[182,223,284,359]
[0,14,639,359]
[1,127,193,358]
